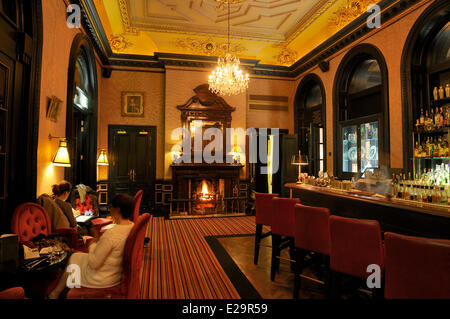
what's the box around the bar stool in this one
[293,204,331,299]
[271,197,300,281]
[329,215,384,299]
[384,232,450,299]
[254,192,278,265]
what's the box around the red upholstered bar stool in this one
[270,197,301,281]
[254,192,278,265]
[293,204,330,299]
[329,215,384,299]
[384,232,450,299]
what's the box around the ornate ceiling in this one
[89,0,381,67]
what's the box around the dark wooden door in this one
[108,125,156,214]
[0,0,41,232]
[280,134,298,197]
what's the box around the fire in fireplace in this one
[198,180,215,201]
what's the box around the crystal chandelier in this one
[209,1,249,96]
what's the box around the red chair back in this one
[294,204,330,255]
[255,192,278,226]
[131,190,144,222]
[329,215,384,278]
[384,232,450,299]
[271,197,301,237]
[120,213,151,299]
[11,203,52,242]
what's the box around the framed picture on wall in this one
[46,96,62,122]
[121,92,144,117]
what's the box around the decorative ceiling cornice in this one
[118,0,139,35]
[77,0,423,78]
[284,0,340,43]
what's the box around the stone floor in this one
[217,235,326,299]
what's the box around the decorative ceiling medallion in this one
[109,34,132,52]
[329,0,374,28]
[175,38,245,56]
[273,43,297,66]
[118,0,139,35]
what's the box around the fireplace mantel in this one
[170,163,244,217]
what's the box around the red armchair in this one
[66,213,151,299]
[0,287,26,299]
[11,203,89,251]
[131,190,144,222]
[384,232,450,299]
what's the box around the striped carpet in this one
[140,215,268,299]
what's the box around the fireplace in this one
[169,84,245,218]
[170,163,244,217]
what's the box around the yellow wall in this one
[97,70,165,180]
[36,0,81,196]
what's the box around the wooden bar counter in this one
[285,183,450,239]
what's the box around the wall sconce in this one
[97,149,109,166]
[49,134,71,167]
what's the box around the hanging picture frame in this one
[121,92,144,117]
[46,96,62,122]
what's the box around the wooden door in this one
[109,125,156,214]
[0,0,41,232]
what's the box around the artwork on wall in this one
[121,91,144,117]
[46,96,62,122]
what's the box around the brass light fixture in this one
[208,0,249,96]
[49,135,71,167]
[96,149,109,166]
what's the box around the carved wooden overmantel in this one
[177,84,235,130]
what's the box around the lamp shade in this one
[291,151,308,166]
[97,149,109,166]
[52,140,71,167]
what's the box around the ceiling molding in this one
[77,0,424,78]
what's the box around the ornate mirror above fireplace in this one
[177,84,235,156]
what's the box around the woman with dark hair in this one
[52,181,77,228]
[48,194,134,299]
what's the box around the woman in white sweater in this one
[48,194,135,299]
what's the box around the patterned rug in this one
[140,216,268,299]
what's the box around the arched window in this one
[334,44,389,179]
[427,21,450,67]
[66,34,98,187]
[294,74,326,176]
[402,1,450,175]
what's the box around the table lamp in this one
[291,151,308,183]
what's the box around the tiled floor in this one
[218,235,326,299]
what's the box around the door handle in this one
[133,169,136,182]
[129,169,133,181]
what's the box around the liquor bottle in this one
[442,107,447,127]
[431,108,435,126]
[439,86,445,99]
[420,108,425,126]
[434,138,439,157]
[446,84,450,98]
[435,108,440,128]
[446,107,450,127]
[397,175,403,199]
[441,187,448,205]
[433,87,439,100]
[391,174,397,196]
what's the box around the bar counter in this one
[285,183,450,239]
